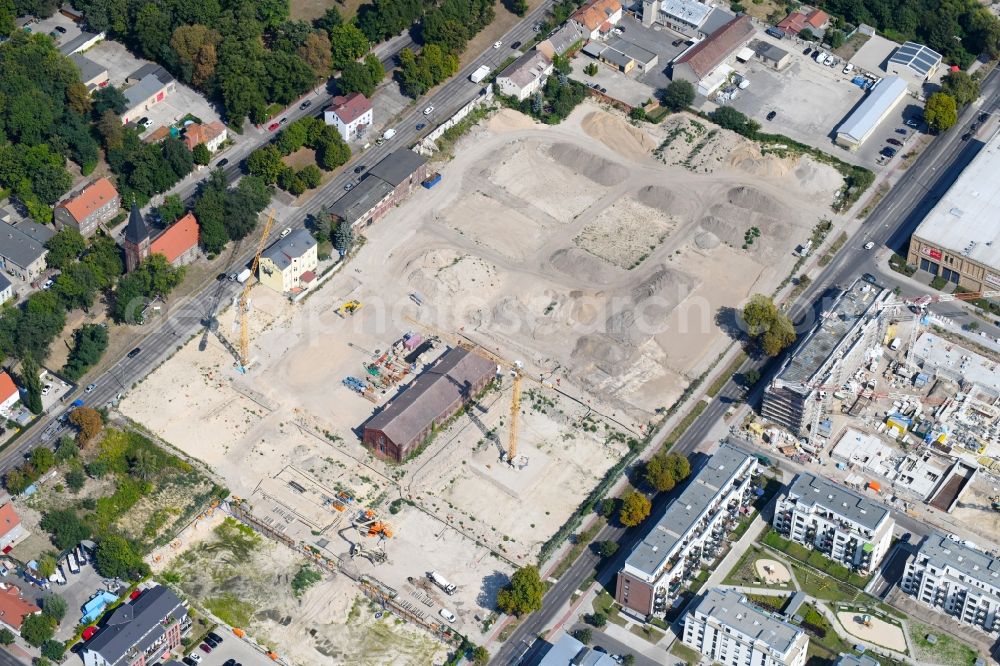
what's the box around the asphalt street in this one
[493,66,1000,666]
[0,8,556,473]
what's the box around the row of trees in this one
[194,169,274,255]
[923,70,981,132]
[246,116,351,194]
[63,324,110,380]
[112,254,186,324]
[107,132,195,206]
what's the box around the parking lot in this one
[181,631,276,666]
[24,12,84,50]
[83,41,224,138]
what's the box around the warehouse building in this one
[901,532,1000,633]
[762,279,889,437]
[615,443,757,617]
[755,41,791,70]
[774,473,895,573]
[907,130,1000,290]
[670,15,756,97]
[583,37,659,73]
[362,348,496,461]
[835,76,908,149]
[887,41,942,87]
[328,149,428,229]
[682,588,809,666]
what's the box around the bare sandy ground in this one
[836,611,908,652]
[754,558,792,584]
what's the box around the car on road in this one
[353,165,365,173]
[493,41,502,48]
[127,347,142,359]
[217,273,227,281]
[375,137,385,146]
[895,128,907,135]
[216,158,229,167]
[280,227,292,237]
[980,112,989,122]
[439,608,456,623]
[864,241,875,250]
[199,643,212,653]
[510,41,521,49]
[85,383,97,393]
[862,273,877,284]
[532,23,541,32]
[268,122,280,131]
[344,182,354,191]
[416,123,426,130]
[300,100,312,110]
[904,118,919,128]
[766,110,777,121]
[423,105,434,115]
[280,117,288,125]
[962,132,972,141]
[228,272,238,281]
[886,138,902,146]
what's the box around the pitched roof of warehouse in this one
[0,221,51,268]
[364,348,496,445]
[673,14,755,79]
[693,589,805,654]
[836,75,907,143]
[624,444,755,577]
[786,472,889,531]
[328,177,394,225]
[889,41,942,77]
[366,149,427,186]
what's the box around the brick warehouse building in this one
[328,149,429,229]
[363,348,496,461]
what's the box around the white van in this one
[889,338,901,351]
[439,608,456,623]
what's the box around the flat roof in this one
[889,41,941,77]
[913,331,1000,392]
[327,176,394,226]
[911,130,1000,268]
[605,36,657,64]
[658,0,712,27]
[756,41,790,62]
[837,76,907,144]
[916,532,1000,591]
[785,472,890,531]
[692,588,805,655]
[849,34,898,74]
[624,443,755,578]
[774,279,885,388]
[366,149,427,186]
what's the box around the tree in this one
[157,195,186,226]
[36,556,57,579]
[41,595,67,623]
[298,164,322,189]
[330,23,371,71]
[761,315,796,357]
[44,228,86,270]
[65,468,85,492]
[741,294,795,356]
[925,92,958,132]
[171,24,222,87]
[710,106,759,138]
[246,145,284,184]
[314,6,342,32]
[19,614,54,647]
[508,0,528,15]
[30,447,55,475]
[660,80,694,111]
[0,628,13,645]
[66,82,92,116]
[599,540,619,558]
[798,27,815,42]
[586,612,607,628]
[471,646,489,665]
[572,627,592,644]
[95,534,150,581]
[333,220,354,256]
[496,565,544,616]
[97,108,124,151]
[644,452,690,492]
[41,639,65,661]
[298,31,332,77]
[192,143,212,166]
[69,407,103,446]
[63,324,109,380]
[40,509,91,550]
[941,70,979,107]
[92,86,128,117]
[339,60,378,97]
[743,368,761,387]
[825,28,844,49]
[619,490,651,527]
[19,354,43,415]
[621,654,635,666]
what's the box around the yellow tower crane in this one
[238,209,276,371]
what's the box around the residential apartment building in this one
[774,473,894,574]
[615,443,757,617]
[900,533,1000,634]
[762,279,889,438]
[182,122,227,154]
[258,229,318,293]
[495,51,554,101]
[82,585,189,666]
[55,177,121,237]
[0,220,53,282]
[323,93,373,142]
[682,588,809,666]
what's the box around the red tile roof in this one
[777,12,807,33]
[0,503,19,541]
[151,212,199,264]
[328,93,372,124]
[571,0,621,32]
[0,372,17,406]
[806,9,829,28]
[0,585,38,631]
[58,178,119,224]
[183,121,226,151]
[675,15,756,79]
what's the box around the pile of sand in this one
[580,110,657,162]
[729,144,791,179]
[549,247,621,285]
[546,143,629,186]
[792,155,844,197]
[727,185,784,215]
[486,108,537,132]
[634,185,697,219]
[405,248,503,302]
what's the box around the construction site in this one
[755,282,1000,546]
[118,100,850,660]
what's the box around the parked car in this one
[217,273,228,281]
[766,110,777,121]
[54,25,66,33]
[138,117,152,129]
[189,654,201,663]
[971,123,979,131]
[439,608,456,623]
[802,47,812,55]
[880,146,896,157]
[199,643,212,654]
[207,632,223,644]
[280,117,288,125]
[204,636,219,648]
[300,100,312,110]
[41,384,51,396]
[980,112,989,122]
[672,38,684,46]
[962,132,972,141]
[895,128,907,135]
[267,122,280,131]
[843,63,854,74]
[600,87,607,93]
[904,118,919,128]
[127,347,142,359]
[886,138,902,146]
[862,273,877,284]
[182,657,197,666]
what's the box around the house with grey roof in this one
[901,532,1000,633]
[82,585,188,666]
[538,631,618,665]
[258,229,318,294]
[0,220,54,283]
[328,149,429,229]
[363,348,496,461]
[121,64,176,125]
[774,472,894,574]
[496,50,554,101]
[615,443,758,617]
[71,54,109,90]
[683,588,809,666]
[537,23,586,59]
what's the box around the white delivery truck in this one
[382,128,397,140]
[428,571,457,595]
[237,268,252,283]
[470,65,491,83]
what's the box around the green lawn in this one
[762,529,871,588]
[801,602,853,657]
[592,589,627,627]
[723,545,766,586]
[629,623,665,643]
[745,593,788,613]
[787,561,862,604]
[911,622,980,666]
[670,641,703,665]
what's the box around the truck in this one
[428,571,457,595]
[67,553,80,574]
[237,268,252,284]
[382,128,396,140]
[470,65,491,83]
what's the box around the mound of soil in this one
[546,143,629,186]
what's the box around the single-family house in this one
[0,499,27,552]
[570,0,623,40]
[0,585,40,635]
[55,177,121,237]
[70,54,109,90]
[182,122,227,154]
[0,220,53,282]
[0,372,20,414]
[324,93,373,142]
[777,8,829,35]
[121,64,176,125]
[537,22,586,59]
[496,50,554,101]
[258,229,318,293]
[671,15,756,96]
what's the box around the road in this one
[492,66,1000,666]
[1,8,556,473]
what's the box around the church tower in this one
[123,201,151,273]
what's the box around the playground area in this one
[836,611,908,653]
[753,558,792,585]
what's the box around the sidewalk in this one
[603,621,671,663]
[701,513,767,590]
